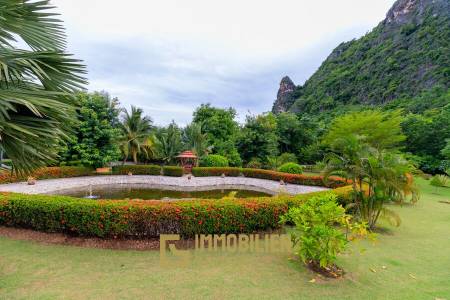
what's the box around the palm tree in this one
[155,122,182,164]
[120,106,154,164]
[323,135,418,229]
[0,1,86,175]
[183,122,211,162]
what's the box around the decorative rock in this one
[27,177,36,185]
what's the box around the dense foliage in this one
[162,166,184,177]
[59,92,122,168]
[193,104,241,166]
[200,154,229,167]
[237,113,279,165]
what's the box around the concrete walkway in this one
[0,175,328,196]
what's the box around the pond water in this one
[55,185,271,200]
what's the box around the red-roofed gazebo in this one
[176,151,198,174]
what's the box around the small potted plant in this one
[27,176,36,185]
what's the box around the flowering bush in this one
[162,166,184,177]
[278,163,303,174]
[0,166,94,184]
[112,165,161,175]
[0,186,352,238]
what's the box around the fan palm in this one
[0,0,86,175]
[120,106,154,164]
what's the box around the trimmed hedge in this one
[0,166,94,184]
[112,165,161,175]
[191,167,347,188]
[0,186,352,238]
[192,167,241,177]
[162,166,184,177]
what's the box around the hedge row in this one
[0,167,94,184]
[112,165,161,175]
[0,187,351,238]
[191,167,348,188]
[162,166,184,177]
[192,167,241,177]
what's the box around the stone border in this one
[0,175,328,196]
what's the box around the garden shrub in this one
[200,154,229,167]
[112,165,161,175]
[0,187,353,238]
[0,166,94,184]
[192,167,242,177]
[278,163,303,174]
[162,166,184,177]
[280,193,348,271]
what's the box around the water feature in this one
[54,184,271,200]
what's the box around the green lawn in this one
[0,178,449,299]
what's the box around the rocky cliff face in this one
[272,0,449,114]
[271,76,296,114]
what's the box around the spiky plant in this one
[0,0,86,174]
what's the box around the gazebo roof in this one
[176,150,198,159]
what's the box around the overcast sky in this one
[52,0,396,125]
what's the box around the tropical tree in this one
[59,92,121,168]
[193,103,241,166]
[323,134,418,229]
[323,110,406,151]
[237,113,279,165]
[183,122,211,160]
[120,106,154,164]
[0,0,86,174]
[155,122,182,164]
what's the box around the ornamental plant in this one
[278,163,303,174]
[281,193,348,275]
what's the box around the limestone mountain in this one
[272,0,450,115]
[272,76,296,114]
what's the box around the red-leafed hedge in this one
[191,167,348,188]
[0,186,352,238]
[0,166,94,184]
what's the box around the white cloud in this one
[51,0,396,125]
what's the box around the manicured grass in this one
[0,178,449,299]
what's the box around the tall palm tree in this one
[0,0,86,175]
[120,106,154,164]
